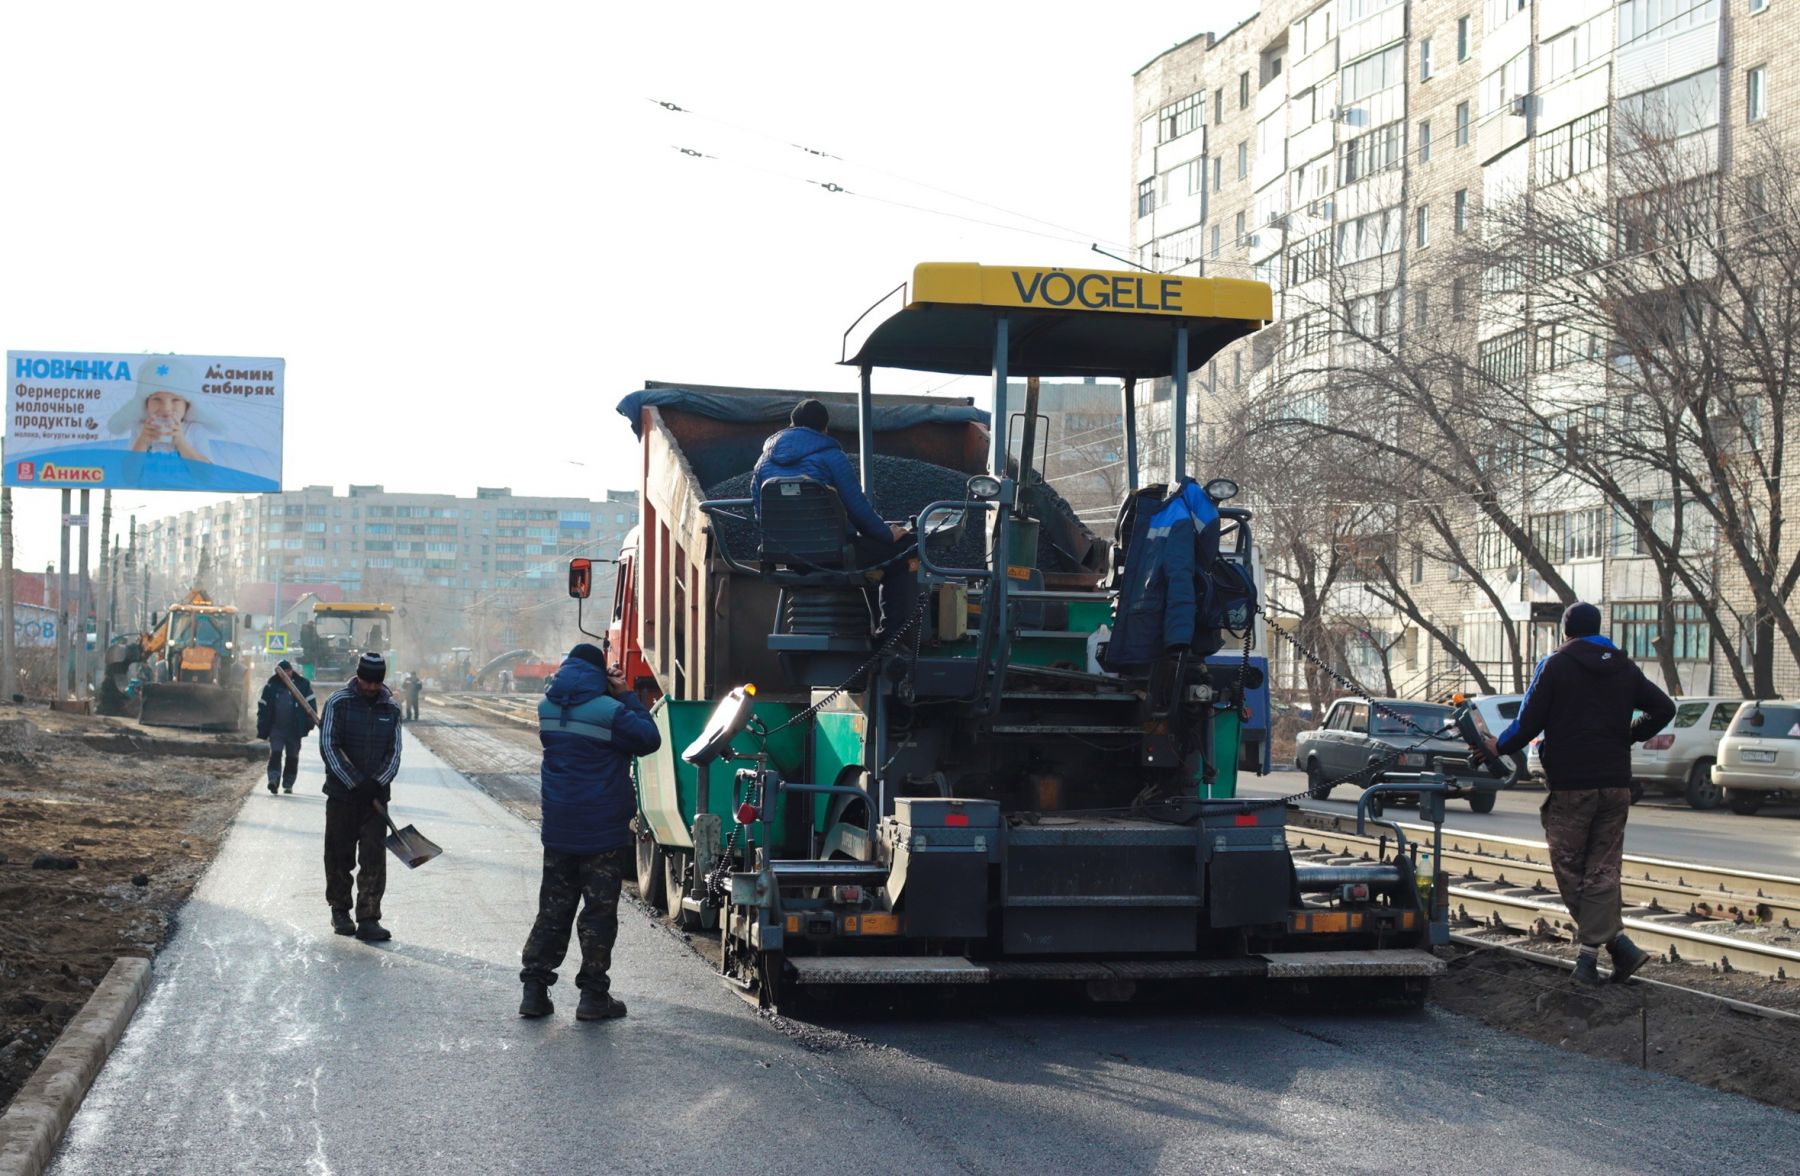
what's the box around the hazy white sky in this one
[2,0,1255,573]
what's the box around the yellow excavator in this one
[100,590,248,730]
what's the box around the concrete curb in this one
[0,956,152,1176]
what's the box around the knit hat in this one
[568,642,607,671]
[356,651,387,683]
[277,659,292,671]
[790,399,830,431]
[1562,602,1602,639]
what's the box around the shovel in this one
[276,664,444,869]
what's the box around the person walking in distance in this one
[319,652,404,942]
[256,660,315,794]
[402,671,423,722]
[518,643,661,1021]
[1482,602,1676,985]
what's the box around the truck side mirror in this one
[568,558,593,600]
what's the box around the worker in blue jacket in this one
[751,398,915,639]
[1104,480,1223,670]
[518,643,662,1022]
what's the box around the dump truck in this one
[98,590,248,730]
[300,602,395,685]
[580,263,1476,1009]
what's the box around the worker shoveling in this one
[275,663,442,869]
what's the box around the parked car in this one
[1294,697,1491,813]
[1632,697,1744,810]
[1711,701,1800,815]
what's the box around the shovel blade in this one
[385,824,443,869]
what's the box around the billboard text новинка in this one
[5,352,283,492]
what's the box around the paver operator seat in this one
[756,477,875,684]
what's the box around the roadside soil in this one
[0,706,259,1111]
[1433,936,1800,1113]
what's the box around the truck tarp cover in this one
[616,388,989,437]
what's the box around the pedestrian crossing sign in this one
[265,631,290,654]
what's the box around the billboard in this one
[5,351,283,491]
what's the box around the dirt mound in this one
[1433,943,1800,1113]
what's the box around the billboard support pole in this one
[1,489,13,699]
[98,491,112,690]
[57,489,70,701]
[77,488,91,701]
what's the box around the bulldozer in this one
[99,590,248,730]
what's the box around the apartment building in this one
[1131,0,1795,698]
[141,484,638,655]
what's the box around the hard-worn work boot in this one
[268,780,280,794]
[1608,934,1650,984]
[1570,952,1603,987]
[355,919,392,942]
[331,909,356,936]
[519,982,553,1018]
[282,784,294,794]
[576,991,628,1021]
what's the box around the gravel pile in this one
[706,455,1090,572]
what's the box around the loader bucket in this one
[138,683,243,731]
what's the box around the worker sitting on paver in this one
[319,652,404,942]
[519,643,661,1021]
[1480,602,1676,985]
[256,660,316,794]
[751,398,915,640]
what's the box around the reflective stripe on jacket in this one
[538,659,663,854]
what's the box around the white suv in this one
[1632,697,1745,810]
[1712,701,1800,815]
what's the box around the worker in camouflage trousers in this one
[1483,602,1675,985]
[256,660,315,794]
[519,643,661,1021]
[319,652,404,942]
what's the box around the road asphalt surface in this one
[1242,770,1800,878]
[51,739,1800,1174]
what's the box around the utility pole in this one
[76,488,91,700]
[58,489,70,700]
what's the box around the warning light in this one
[736,803,760,824]
[944,812,970,827]
[745,683,757,696]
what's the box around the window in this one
[1479,329,1529,381]
[1339,120,1404,184]
[1214,87,1224,124]
[1159,92,1203,142]
[1235,210,1247,242]
[1750,0,1768,10]
[1237,140,1248,178]
[1536,320,1604,370]
[1613,602,1710,661]
[1453,277,1467,317]
[1184,158,1204,195]
[1455,101,1471,145]
[1481,51,1531,118]
[1619,68,1719,140]
[1748,66,1767,122]
[1288,231,1332,284]
[1213,156,1222,191]
[1484,0,1528,30]
[1673,701,1709,728]
[1542,14,1607,86]
[1419,118,1433,161]
[1534,110,1609,185]
[1211,224,1222,256]
[1341,46,1405,104]
[1457,15,1471,60]
[1567,507,1606,559]
[1417,205,1431,247]
[1420,38,1434,81]
[1411,550,1426,583]
[1527,512,1566,558]
[1454,189,1469,231]
[1240,71,1250,109]
[1337,206,1402,262]
[1136,178,1155,218]
[1709,702,1742,731]
[1415,289,1428,326]
[1617,0,1719,48]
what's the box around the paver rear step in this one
[785,949,1444,984]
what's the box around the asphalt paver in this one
[51,740,1800,1174]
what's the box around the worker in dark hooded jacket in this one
[750,398,915,639]
[1482,602,1675,986]
[256,660,315,794]
[319,653,403,942]
[518,643,661,1022]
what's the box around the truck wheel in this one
[1684,760,1721,810]
[1306,761,1332,800]
[1467,789,1497,814]
[1726,789,1766,815]
[634,828,666,913]
[666,851,701,930]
